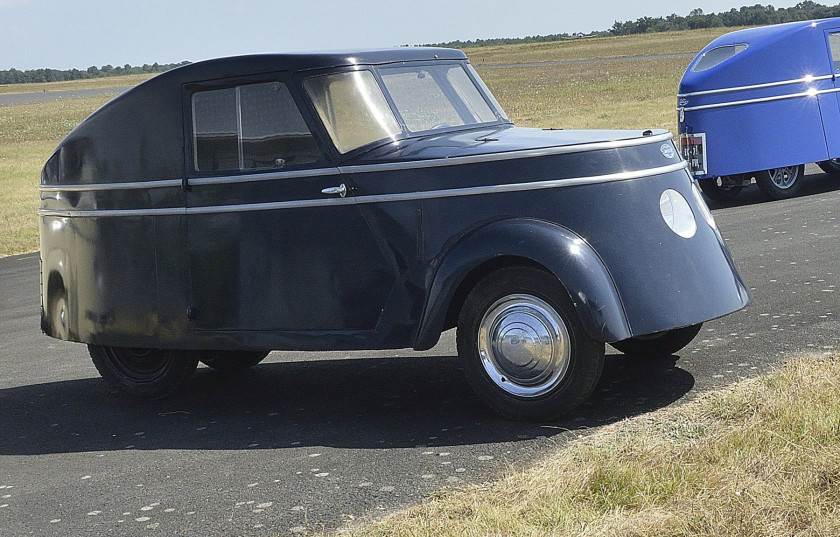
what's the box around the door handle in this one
[321,184,347,197]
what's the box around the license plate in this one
[679,133,707,176]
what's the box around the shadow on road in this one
[0,352,694,456]
[705,170,840,210]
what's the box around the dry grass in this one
[463,27,742,66]
[351,354,840,537]
[0,73,154,95]
[481,56,689,135]
[0,96,110,255]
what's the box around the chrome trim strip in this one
[338,132,674,174]
[38,161,688,218]
[38,168,342,192]
[39,179,183,193]
[38,133,672,192]
[681,87,840,113]
[188,168,341,186]
[677,74,833,98]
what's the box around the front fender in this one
[414,218,631,350]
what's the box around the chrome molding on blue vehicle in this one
[679,86,840,112]
[38,161,688,218]
[677,74,833,98]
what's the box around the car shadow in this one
[0,352,693,456]
[704,169,840,209]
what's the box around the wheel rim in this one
[106,347,170,383]
[477,294,571,398]
[768,166,799,189]
[51,294,68,338]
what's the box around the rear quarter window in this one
[192,81,322,172]
[691,44,748,73]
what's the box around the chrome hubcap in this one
[769,166,799,189]
[477,294,571,398]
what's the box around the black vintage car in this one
[39,48,750,419]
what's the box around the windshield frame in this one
[301,60,510,157]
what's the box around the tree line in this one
[431,1,840,48]
[609,1,840,35]
[0,61,191,86]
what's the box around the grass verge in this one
[0,73,155,95]
[351,354,840,537]
[0,96,110,255]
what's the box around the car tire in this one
[610,323,703,358]
[48,288,70,340]
[89,345,199,399]
[199,350,270,372]
[817,159,840,176]
[456,266,604,420]
[697,175,744,202]
[755,165,804,199]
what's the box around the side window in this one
[192,81,322,173]
[830,33,840,72]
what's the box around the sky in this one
[0,0,806,71]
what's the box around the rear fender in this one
[414,218,631,350]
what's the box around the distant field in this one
[0,27,737,257]
[0,73,155,95]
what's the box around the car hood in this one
[350,126,671,163]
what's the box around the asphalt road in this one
[2,166,839,536]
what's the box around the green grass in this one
[350,355,840,537]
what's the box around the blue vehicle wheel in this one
[698,175,745,202]
[756,165,804,200]
[817,159,840,176]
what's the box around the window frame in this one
[183,72,329,177]
[297,60,510,159]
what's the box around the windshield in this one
[303,62,503,154]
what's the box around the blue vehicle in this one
[679,18,840,201]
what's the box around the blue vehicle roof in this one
[679,18,840,94]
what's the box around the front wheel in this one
[698,175,745,202]
[457,267,604,420]
[199,350,270,372]
[610,324,703,358]
[89,345,199,399]
[755,165,804,199]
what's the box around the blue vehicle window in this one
[829,33,840,71]
[192,82,321,172]
[691,44,748,73]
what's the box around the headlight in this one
[659,189,697,238]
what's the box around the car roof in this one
[157,47,468,83]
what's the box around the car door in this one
[184,77,397,334]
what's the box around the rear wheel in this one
[89,345,199,399]
[456,267,604,420]
[610,324,703,358]
[47,288,69,340]
[199,350,270,372]
[698,175,744,202]
[817,159,840,176]
[755,165,804,199]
